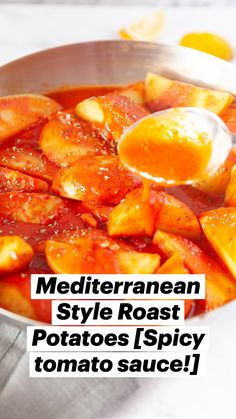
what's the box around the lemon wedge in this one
[180,32,234,61]
[119,10,165,42]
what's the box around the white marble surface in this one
[0,4,236,419]
[1,0,236,6]
[0,5,236,66]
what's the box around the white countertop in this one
[0,4,236,419]
[0,4,236,66]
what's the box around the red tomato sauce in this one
[48,86,117,108]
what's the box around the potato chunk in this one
[45,231,159,274]
[196,147,236,195]
[0,94,61,143]
[119,82,145,105]
[0,277,35,319]
[108,188,160,237]
[108,187,200,239]
[221,103,236,134]
[225,165,236,206]
[200,207,236,279]
[52,155,140,204]
[0,236,33,274]
[117,250,160,274]
[154,230,236,310]
[0,167,49,193]
[39,112,112,167]
[157,252,192,317]
[0,273,51,322]
[75,93,148,141]
[0,192,66,224]
[156,191,201,240]
[157,252,189,274]
[145,72,233,114]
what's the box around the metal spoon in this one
[118,107,235,186]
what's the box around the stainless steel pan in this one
[0,40,236,326]
[1,40,236,95]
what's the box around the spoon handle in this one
[232,135,236,146]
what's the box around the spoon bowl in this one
[118,107,234,186]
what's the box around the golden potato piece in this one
[0,94,61,143]
[196,147,236,195]
[221,103,236,134]
[119,82,145,105]
[0,144,58,182]
[157,252,189,274]
[0,166,49,193]
[75,93,148,141]
[200,207,236,279]
[225,165,236,206]
[156,191,201,240]
[117,250,160,274]
[45,232,159,274]
[45,237,122,274]
[0,281,35,319]
[107,188,158,237]
[52,155,140,204]
[108,187,201,240]
[154,230,236,310]
[76,99,104,123]
[144,72,233,114]
[0,192,66,224]
[39,112,111,167]
[0,236,33,274]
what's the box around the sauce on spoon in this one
[118,108,215,186]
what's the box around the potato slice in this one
[35,227,123,254]
[0,167,49,193]
[0,144,58,182]
[196,147,236,195]
[0,236,33,274]
[0,94,61,143]
[154,230,236,310]
[145,72,233,114]
[46,239,94,274]
[39,112,112,167]
[119,82,145,105]
[108,187,200,240]
[33,227,85,253]
[225,165,236,206]
[200,207,236,279]
[0,192,66,224]
[52,155,140,204]
[75,93,148,141]
[157,252,189,274]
